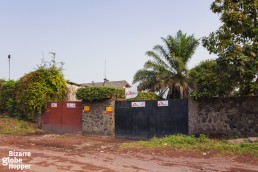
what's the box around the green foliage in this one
[0,80,17,115]
[76,87,125,101]
[250,79,258,95]
[0,79,5,86]
[0,116,42,135]
[189,60,235,99]
[133,30,199,99]
[15,58,67,120]
[0,58,67,120]
[129,92,158,100]
[202,0,258,96]
[76,87,158,101]
[122,134,258,157]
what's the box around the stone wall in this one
[82,99,115,136]
[189,96,258,137]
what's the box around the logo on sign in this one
[125,86,138,99]
[158,101,168,107]
[131,102,146,107]
[125,90,137,96]
[51,103,57,108]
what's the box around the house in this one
[81,80,131,89]
[66,80,131,101]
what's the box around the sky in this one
[0,0,221,84]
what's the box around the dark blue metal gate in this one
[115,99,188,140]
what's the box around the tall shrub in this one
[15,58,67,120]
[0,80,17,115]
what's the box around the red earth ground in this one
[0,134,257,172]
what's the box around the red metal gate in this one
[42,101,82,133]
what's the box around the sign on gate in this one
[131,101,146,107]
[51,103,57,108]
[115,100,188,140]
[67,103,76,108]
[158,100,168,107]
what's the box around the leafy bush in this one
[189,60,225,99]
[0,80,17,115]
[15,58,67,120]
[76,87,158,102]
[76,87,125,101]
[129,92,158,100]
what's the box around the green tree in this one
[189,60,236,99]
[202,0,258,96]
[0,79,5,85]
[0,80,17,115]
[133,30,199,99]
[15,58,67,120]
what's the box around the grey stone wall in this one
[82,99,115,136]
[189,96,258,137]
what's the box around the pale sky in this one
[0,0,221,84]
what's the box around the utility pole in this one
[8,54,11,81]
[103,59,109,86]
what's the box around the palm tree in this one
[133,30,199,99]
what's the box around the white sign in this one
[158,100,169,107]
[51,103,57,108]
[125,86,138,99]
[131,101,145,107]
[67,103,76,108]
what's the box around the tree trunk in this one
[180,86,184,99]
[35,113,42,129]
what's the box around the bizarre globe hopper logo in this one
[2,150,32,170]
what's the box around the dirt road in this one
[0,134,257,172]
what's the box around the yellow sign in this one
[106,107,112,114]
[84,106,90,112]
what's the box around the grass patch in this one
[122,134,258,157]
[0,115,41,135]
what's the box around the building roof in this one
[81,80,130,89]
[67,81,81,86]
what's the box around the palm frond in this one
[133,30,199,99]
[145,50,175,73]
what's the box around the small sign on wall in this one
[83,106,90,112]
[51,103,57,108]
[131,102,146,107]
[67,103,76,108]
[158,100,169,107]
[105,107,113,114]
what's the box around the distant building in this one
[66,80,131,101]
[81,80,131,89]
